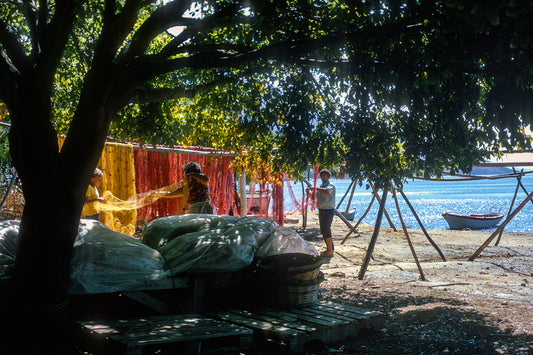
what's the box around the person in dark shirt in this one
[162,161,214,214]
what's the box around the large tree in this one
[0,0,531,352]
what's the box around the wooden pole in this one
[513,167,533,207]
[495,170,522,246]
[239,168,247,217]
[334,209,360,237]
[343,180,357,218]
[341,193,375,244]
[355,193,376,227]
[399,189,447,261]
[392,184,426,281]
[370,182,397,231]
[358,188,388,280]
[301,181,307,229]
[468,189,533,261]
[336,180,354,210]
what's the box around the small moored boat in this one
[341,209,356,221]
[442,212,504,230]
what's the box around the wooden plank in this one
[216,310,304,337]
[312,306,375,322]
[76,314,253,353]
[291,306,355,322]
[287,308,346,325]
[317,301,385,318]
[234,307,336,348]
[318,301,386,330]
[226,308,319,332]
[214,301,385,352]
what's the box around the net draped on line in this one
[59,135,290,229]
[94,180,185,213]
[283,165,321,214]
[133,149,237,222]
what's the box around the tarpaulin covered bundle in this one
[0,220,170,294]
[70,220,170,294]
[134,149,236,222]
[255,224,318,259]
[141,215,283,275]
[0,220,17,279]
[141,215,317,275]
[1,216,317,295]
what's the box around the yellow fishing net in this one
[59,137,141,235]
[94,180,186,213]
[58,135,197,235]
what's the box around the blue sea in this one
[283,174,533,232]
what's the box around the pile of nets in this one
[0,215,317,294]
[0,220,170,294]
[141,215,317,275]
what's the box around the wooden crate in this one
[214,301,385,352]
[74,314,253,354]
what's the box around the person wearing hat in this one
[162,161,214,214]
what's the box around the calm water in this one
[284,174,533,232]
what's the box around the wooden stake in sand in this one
[341,193,376,244]
[342,180,357,219]
[358,188,388,280]
[398,189,447,262]
[495,170,522,246]
[336,179,354,210]
[392,184,426,281]
[370,182,397,232]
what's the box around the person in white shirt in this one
[306,169,335,257]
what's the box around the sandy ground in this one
[286,210,533,354]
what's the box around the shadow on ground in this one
[307,289,533,354]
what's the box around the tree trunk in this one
[3,87,107,353]
[10,202,80,353]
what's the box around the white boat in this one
[442,212,504,230]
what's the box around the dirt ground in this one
[2,204,531,354]
[287,210,533,354]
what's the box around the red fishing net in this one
[134,148,236,222]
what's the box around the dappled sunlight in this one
[321,288,532,354]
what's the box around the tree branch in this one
[126,60,283,105]
[36,0,76,81]
[157,5,249,59]
[130,13,426,80]
[0,18,30,74]
[118,0,192,61]
[119,0,248,62]
[20,0,39,57]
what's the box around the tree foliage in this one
[103,0,533,185]
[0,0,532,351]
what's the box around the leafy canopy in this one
[1,0,532,187]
